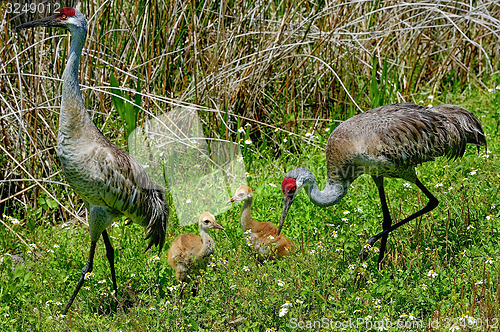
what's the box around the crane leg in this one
[191,282,199,297]
[102,230,118,294]
[63,240,97,315]
[369,176,392,264]
[360,178,438,262]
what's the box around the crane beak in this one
[16,14,62,30]
[278,195,294,234]
[226,197,235,205]
[212,221,225,230]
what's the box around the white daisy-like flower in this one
[150,255,160,263]
[278,307,288,317]
[244,139,252,145]
[427,270,438,278]
[238,127,245,133]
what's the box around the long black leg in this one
[360,178,439,261]
[63,240,97,315]
[102,230,117,294]
[191,282,199,297]
[370,176,392,264]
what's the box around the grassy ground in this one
[1,92,499,331]
[1,0,500,331]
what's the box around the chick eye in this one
[203,219,209,224]
[238,193,244,197]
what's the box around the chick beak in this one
[212,221,225,230]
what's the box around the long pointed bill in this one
[278,195,294,234]
[16,14,60,30]
[212,221,225,230]
[225,197,235,204]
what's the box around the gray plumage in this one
[17,7,169,314]
[326,103,487,183]
[279,102,486,264]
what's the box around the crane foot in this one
[359,237,377,261]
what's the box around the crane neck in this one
[304,178,349,208]
[59,26,91,139]
[240,197,255,231]
[198,227,215,258]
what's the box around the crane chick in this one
[167,212,224,296]
[228,185,295,259]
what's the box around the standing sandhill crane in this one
[167,212,224,296]
[279,103,486,264]
[16,8,169,314]
[228,185,295,259]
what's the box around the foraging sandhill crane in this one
[16,8,169,314]
[279,103,487,264]
[228,185,295,259]
[167,212,224,296]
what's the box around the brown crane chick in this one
[228,185,295,259]
[167,212,224,296]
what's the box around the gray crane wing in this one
[93,139,169,252]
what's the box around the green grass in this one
[0,90,499,331]
[1,0,500,331]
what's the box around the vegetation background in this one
[0,0,499,330]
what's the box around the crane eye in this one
[60,14,67,20]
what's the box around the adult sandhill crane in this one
[279,103,486,264]
[228,185,295,259]
[16,8,169,314]
[167,212,224,296]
